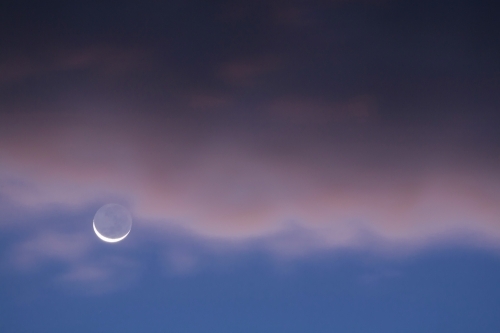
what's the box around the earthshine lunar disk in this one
[93,204,132,243]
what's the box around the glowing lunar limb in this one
[93,204,132,243]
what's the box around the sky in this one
[1,0,499,332]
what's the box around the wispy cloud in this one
[1,105,499,255]
[217,56,281,86]
[166,250,198,275]
[10,232,91,270]
[0,45,150,85]
[7,229,139,294]
[56,256,139,295]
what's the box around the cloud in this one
[59,263,110,282]
[1,110,499,254]
[0,13,498,256]
[10,232,91,270]
[166,250,198,275]
[56,256,139,295]
[7,229,139,294]
[217,56,281,86]
[0,45,150,85]
[188,93,232,110]
[265,95,377,124]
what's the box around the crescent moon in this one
[93,221,130,243]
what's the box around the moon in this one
[93,204,132,243]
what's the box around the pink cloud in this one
[1,105,499,254]
[217,56,280,85]
[0,45,150,85]
[265,95,377,124]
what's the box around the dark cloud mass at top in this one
[1,0,499,247]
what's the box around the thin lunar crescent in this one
[93,221,130,243]
[93,203,133,243]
